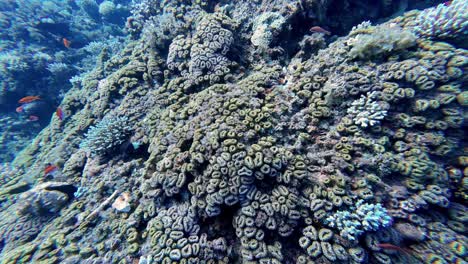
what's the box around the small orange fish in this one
[310,26,331,35]
[62,38,71,49]
[28,115,39,121]
[16,106,24,113]
[44,164,58,176]
[56,107,64,121]
[18,95,40,104]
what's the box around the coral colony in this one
[324,200,393,241]
[0,0,467,263]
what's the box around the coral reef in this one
[0,1,466,264]
[409,0,468,39]
[251,12,286,50]
[0,0,130,162]
[347,23,417,60]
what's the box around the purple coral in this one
[411,0,468,39]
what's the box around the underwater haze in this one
[0,0,467,263]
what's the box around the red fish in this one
[18,96,40,104]
[444,1,452,6]
[44,164,58,176]
[28,115,39,121]
[56,107,64,120]
[16,106,24,113]
[377,243,413,255]
[62,38,71,49]
[310,26,331,35]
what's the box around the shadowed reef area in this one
[0,0,467,263]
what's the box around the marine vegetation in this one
[0,0,467,263]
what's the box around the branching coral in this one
[324,200,393,241]
[79,115,131,156]
[347,91,389,128]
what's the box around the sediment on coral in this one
[0,1,466,264]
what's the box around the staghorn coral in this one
[79,115,132,156]
[324,200,393,241]
[347,91,389,128]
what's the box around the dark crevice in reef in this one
[200,203,240,238]
[263,0,431,69]
[274,18,310,62]
[45,185,78,200]
[124,142,150,161]
[255,176,279,194]
[179,138,194,152]
[135,215,150,235]
[278,8,328,61]
[194,160,210,177]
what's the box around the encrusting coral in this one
[0,0,466,263]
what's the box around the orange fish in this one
[28,115,39,121]
[310,26,331,35]
[44,164,58,175]
[16,106,24,113]
[18,95,40,104]
[62,38,71,49]
[56,107,64,120]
